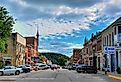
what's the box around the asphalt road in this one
[0,69,120,82]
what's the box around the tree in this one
[0,6,15,53]
[58,56,68,66]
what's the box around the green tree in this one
[58,56,68,66]
[0,6,15,53]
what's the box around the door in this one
[111,54,115,72]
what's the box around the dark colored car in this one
[76,65,97,74]
[17,65,31,73]
[76,64,87,73]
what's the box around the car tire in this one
[77,71,81,73]
[15,71,20,75]
[0,71,3,76]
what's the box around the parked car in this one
[17,65,31,73]
[76,65,97,74]
[25,64,33,71]
[76,64,87,73]
[38,64,49,70]
[68,64,79,70]
[0,66,23,76]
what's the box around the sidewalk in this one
[98,71,121,80]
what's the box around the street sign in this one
[104,46,116,54]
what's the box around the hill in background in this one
[39,52,69,66]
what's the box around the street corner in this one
[108,74,121,80]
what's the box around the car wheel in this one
[15,71,20,75]
[0,71,3,76]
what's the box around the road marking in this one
[0,78,55,81]
[108,75,121,80]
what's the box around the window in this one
[114,27,116,35]
[118,26,121,33]
[105,37,106,46]
[109,34,111,46]
[107,35,108,46]
[112,32,114,46]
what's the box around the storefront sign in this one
[104,46,116,54]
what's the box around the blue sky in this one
[1,0,121,57]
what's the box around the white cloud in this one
[9,0,29,7]
[69,44,83,49]
[25,18,90,36]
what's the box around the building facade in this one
[81,17,121,72]
[2,32,26,66]
[25,36,39,64]
[72,48,81,64]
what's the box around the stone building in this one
[2,32,26,66]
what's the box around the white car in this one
[0,66,23,76]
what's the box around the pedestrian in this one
[105,68,107,75]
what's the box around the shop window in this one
[118,26,121,33]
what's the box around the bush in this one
[0,62,4,69]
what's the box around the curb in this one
[108,75,121,80]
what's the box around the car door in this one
[10,66,16,74]
[4,67,12,74]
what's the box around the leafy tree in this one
[58,56,68,66]
[39,52,69,66]
[0,6,15,53]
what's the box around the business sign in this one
[104,46,116,54]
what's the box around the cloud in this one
[102,0,121,15]
[24,18,90,36]
[23,0,102,8]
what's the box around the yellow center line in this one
[108,75,121,80]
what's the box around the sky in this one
[0,0,121,57]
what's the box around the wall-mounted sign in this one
[104,46,116,54]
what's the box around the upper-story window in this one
[118,26,121,33]
[107,35,108,46]
[109,34,111,46]
[114,27,117,35]
[112,32,114,46]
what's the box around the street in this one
[0,69,120,82]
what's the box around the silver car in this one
[0,66,23,76]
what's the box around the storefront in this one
[103,47,116,72]
[3,57,12,66]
